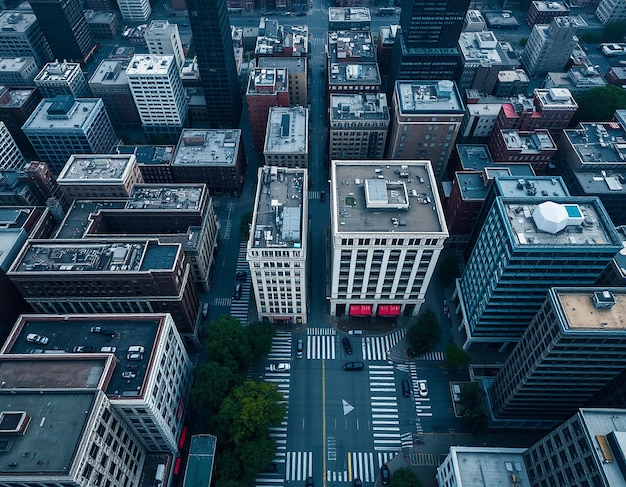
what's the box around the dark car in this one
[306,477,313,487]
[353,479,362,487]
[341,337,352,355]
[296,11,307,15]
[72,345,96,353]
[296,338,304,359]
[344,361,364,371]
[233,283,242,299]
[380,465,390,486]
[235,270,248,281]
[402,379,411,397]
[90,326,116,337]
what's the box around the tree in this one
[406,309,442,357]
[191,362,243,415]
[518,37,528,47]
[240,211,253,240]
[602,21,626,43]
[390,467,422,487]
[205,315,253,372]
[247,321,276,360]
[573,85,626,123]
[235,436,277,480]
[445,342,471,369]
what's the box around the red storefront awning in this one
[378,304,401,316]
[349,304,372,316]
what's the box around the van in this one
[296,338,303,359]
[402,379,411,397]
[155,463,166,484]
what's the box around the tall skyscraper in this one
[186,0,241,128]
[28,0,96,63]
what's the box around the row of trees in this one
[191,315,283,487]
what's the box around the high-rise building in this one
[329,160,448,317]
[521,16,580,77]
[0,122,26,172]
[84,9,121,39]
[34,61,91,98]
[0,87,42,159]
[487,128,557,174]
[126,55,188,142]
[22,96,117,174]
[247,166,308,325]
[264,106,308,168]
[116,0,151,21]
[487,288,626,427]
[145,21,185,71]
[186,0,241,128]
[28,0,96,63]
[0,56,38,87]
[455,197,622,349]
[89,60,141,125]
[526,1,570,27]
[386,80,465,180]
[0,11,52,67]
[596,0,626,24]
[258,57,308,108]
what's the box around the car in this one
[121,370,137,379]
[202,302,209,318]
[341,337,352,355]
[26,348,44,354]
[344,361,365,371]
[306,477,313,487]
[402,379,411,397]
[353,479,362,487]
[282,11,291,16]
[233,283,242,300]
[128,345,145,354]
[127,352,144,361]
[296,11,307,16]
[269,362,291,372]
[296,338,304,358]
[72,345,96,353]
[235,270,247,281]
[348,329,363,336]
[26,333,49,345]
[380,465,390,486]
[418,380,428,397]
[100,346,117,353]
[602,43,626,57]
[90,326,116,337]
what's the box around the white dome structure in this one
[532,201,569,234]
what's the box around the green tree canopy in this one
[445,342,471,369]
[574,85,626,123]
[246,321,276,360]
[406,309,442,357]
[390,467,422,487]
[602,21,626,43]
[191,362,244,415]
[205,315,253,372]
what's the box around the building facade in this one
[116,0,152,21]
[0,11,52,67]
[145,21,185,71]
[0,57,38,87]
[89,60,142,125]
[0,122,26,172]
[521,16,580,77]
[34,61,91,98]
[596,0,626,24]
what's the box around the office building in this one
[126,55,188,142]
[376,24,399,82]
[0,86,41,158]
[494,69,530,97]
[57,154,143,201]
[0,57,38,87]
[455,197,622,349]
[524,408,626,487]
[258,57,308,108]
[2,312,193,453]
[329,160,448,317]
[328,30,376,65]
[459,92,508,143]
[327,62,381,95]
[596,0,626,23]
[329,93,389,160]
[247,166,308,325]
[117,0,151,21]
[527,1,570,26]
[172,129,245,196]
[186,0,241,128]
[28,0,96,63]
[84,10,121,39]
[606,66,626,87]
[0,11,52,67]
[0,122,26,172]
[22,96,117,174]
[145,21,185,71]
[487,288,626,427]
[464,9,487,31]
[8,238,201,345]
[34,61,91,98]
[488,128,557,174]
[387,80,465,179]
[521,16,580,77]
[558,121,626,172]
[264,106,308,168]
[89,60,141,125]
[328,7,371,31]
[0,161,63,209]
[544,64,607,97]
[255,24,308,59]
[115,144,175,184]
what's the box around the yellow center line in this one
[322,359,326,487]
[347,450,352,482]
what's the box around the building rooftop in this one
[89,60,130,86]
[0,11,36,33]
[0,390,96,476]
[534,88,577,110]
[0,207,39,229]
[378,24,399,46]
[57,154,135,183]
[0,228,26,271]
[457,145,533,174]
[35,62,80,83]
[184,435,217,487]
[115,145,174,166]
[329,62,380,85]
[258,56,306,75]
[172,129,241,167]
[22,96,104,131]
[459,31,503,65]
[563,122,626,167]
[247,67,288,94]
[499,197,620,247]
[126,54,175,76]
[127,185,204,210]
[328,30,376,63]
[396,80,464,114]
[0,56,35,71]
[494,175,570,198]
[447,446,530,487]
[251,166,305,249]
[0,86,36,108]
[330,93,389,122]
[146,20,177,37]
[331,160,447,235]
[497,69,529,84]
[532,0,569,12]
[555,289,626,331]
[500,129,556,153]
[572,170,626,195]
[264,106,308,154]
[12,240,179,273]
[55,200,126,239]
[328,7,371,22]
[457,172,492,200]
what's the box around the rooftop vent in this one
[0,411,31,436]
[593,290,616,310]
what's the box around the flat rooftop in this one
[563,122,626,167]
[0,86,36,108]
[0,228,26,271]
[328,7,371,22]
[458,172,492,200]
[89,60,130,86]
[252,167,305,249]
[126,54,175,76]
[501,130,556,152]
[146,20,177,36]
[494,176,570,198]
[0,207,39,229]
[0,56,34,71]
[572,170,626,195]
[0,390,95,476]
[264,106,308,154]
[35,62,80,83]
[84,9,118,23]
[396,80,464,114]
[330,93,389,122]
[115,145,175,166]
[12,240,178,273]
[329,62,380,85]
[459,31,503,65]
[57,155,135,182]
[258,56,306,74]
[533,0,569,12]
[184,435,217,487]
[456,145,535,175]
[450,447,530,487]
[247,67,288,94]
[332,160,446,235]
[55,200,126,239]
[127,185,204,210]
[0,11,36,33]
[534,88,577,110]
[23,96,102,131]
[328,30,375,63]
[557,290,626,331]
[172,129,241,167]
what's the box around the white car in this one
[418,380,428,397]
[269,362,291,372]
[601,43,626,57]
[26,333,49,345]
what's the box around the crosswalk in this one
[230,242,251,325]
[308,190,322,200]
[410,362,432,420]
[361,329,407,361]
[369,365,401,451]
[268,331,292,361]
[285,452,313,481]
[417,351,446,361]
[406,452,441,467]
[326,452,395,483]
[212,297,231,307]
[306,328,336,359]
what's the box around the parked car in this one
[233,283,242,299]
[235,270,247,281]
[72,345,95,353]
[296,11,307,16]
[341,337,352,355]
[418,380,428,397]
[269,362,291,372]
[128,345,145,354]
[296,338,303,359]
[26,333,49,345]
[100,346,117,353]
[202,302,209,318]
[344,361,365,371]
[380,465,390,486]
[127,352,144,361]
[402,379,411,397]
[601,43,626,57]
[26,348,44,354]
[348,329,363,336]
[90,326,116,337]
[121,370,137,379]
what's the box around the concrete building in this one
[327,62,381,95]
[0,161,63,208]
[521,16,581,77]
[57,154,143,201]
[532,88,578,133]
[258,57,308,108]
[89,60,141,125]
[7,239,201,345]
[117,0,151,21]
[328,7,371,31]
[488,128,557,174]
[328,30,376,65]
[247,166,308,325]
[84,9,121,39]
[329,160,448,317]
[487,288,626,427]
[264,106,308,168]
[596,0,626,24]
[460,92,508,143]
[172,129,245,196]
[464,9,487,31]
[526,1,570,27]
[557,121,626,172]
[0,122,26,172]
[22,96,117,174]
[0,86,41,158]
[0,57,38,87]
[0,11,52,67]
[115,144,175,184]
[494,69,530,97]
[34,61,91,98]
[455,197,622,349]
[329,93,389,160]
[545,63,607,98]
[255,24,308,59]
[2,312,193,453]
[126,55,188,142]
[387,80,465,179]
[376,24,399,82]
[606,66,626,87]
[145,21,185,71]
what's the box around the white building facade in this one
[145,21,185,71]
[116,0,151,22]
[0,121,26,171]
